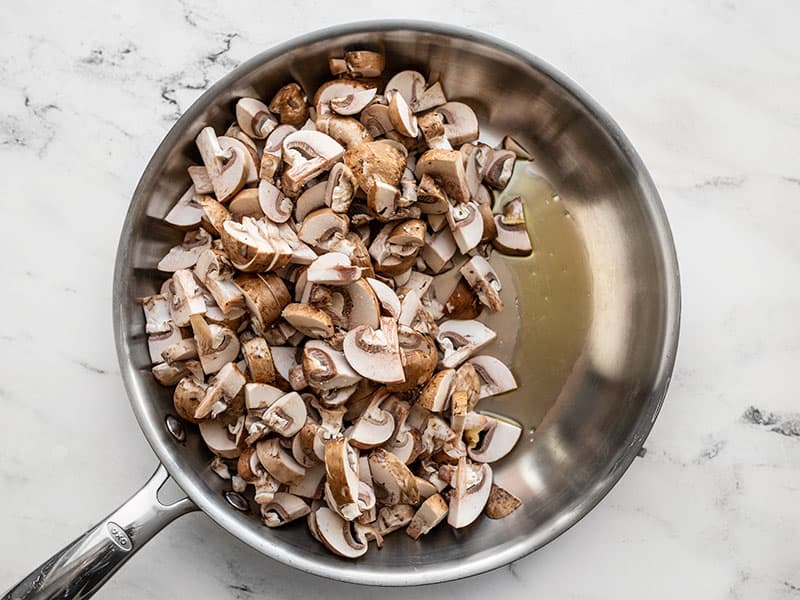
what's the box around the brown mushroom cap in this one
[283,302,335,338]
[406,493,448,539]
[386,326,437,392]
[485,484,522,519]
[417,369,455,412]
[241,336,276,384]
[343,141,405,196]
[269,83,308,127]
[415,149,470,203]
[173,376,206,424]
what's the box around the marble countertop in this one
[1,1,798,598]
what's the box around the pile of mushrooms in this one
[148,50,532,558]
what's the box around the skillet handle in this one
[2,464,197,600]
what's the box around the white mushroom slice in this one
[244,382,284,412]
[481,149,515,190]
[415,149,469,203]
[256,438,306,486]
[165,186,204,229]
[262,391,307,437]
[290,462,325,498]
[235,97,277,139]
[466,414,522,463]
[167,269,206,327]
[416,173,450,215]
[384,70,426,109]
[261,492,310,527]
[383,402,420,464]
[302,340,362,390]
[282,303,334,338]
[318,385,357,409]
[295,181,327,221]
[501,135,533,160]
[324,437,363,521]
[199,419,240,459]
[493,212,532,257]
[147,322,181,364]
[376,504,415,535]
[306,252,362,285]
[368,180,401,219]
[360,104,394,138]
[341,279,381,330]
[260,123,297,180]
[447,458,492,529]
[171,376,206,422]
[468,355,518,399]
[397,289,422,327]
[298,208,349,251]
[194,250,243,314]
[258,179,292,223]
[271,346,301,383]
[195,127,247,201]
[315,507,368,558]
[356,455,377,524]
[157,229,212,272]
[350,390,395,449]
[485,484,523,519]
[368,448,420,506]
[417,369,455,412]
[437,319,496,369]
[324,163,357,214]
[343,317,405,384]
[314,80,373,116]
[366,277,401,319]
[253,472,282,505]
[142,294,171,334]
[406,493,448,539]
[194,361,246,419]
[161,338,198,363]
[418,111,451,151]
[420,228,457,274]
[403,271,434,298]
[412,81,447,113]
[187,167,213,195]
[275,222,317,265]
[281,131,344,194]
[190,314,241,374]
[460,255,503,312]
[447,202,483,254]
[415,476,439,500]
[219,136,258,185]
[388,92,419,138]
[152,360,201,387]
[436,102,479,146]
[330,87,378,116]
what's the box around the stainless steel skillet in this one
[3,20,680,599]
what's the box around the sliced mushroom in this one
[383,401,422,464]
[467,415,522,463]
[323,437,363,520]
[295,181,328,222]
[314,79,374,116]
[360,104,394,138]
[173,376,206,423]
[256,438,306,486]
[260,123,297,180]
[485,484,522,519]
[199,418,241,459]
[387,326,437,392]
[147,322,182,365]
[290,462,326,498]
[196,195,230,234]
[343,317,405,384]
[435,102,479,146]
[234,97,277,139]
[368,448,419,506]
[281,131,344,196]
[306,252,362,285]
[420,228,457,274]
[501,135,533,160]
[482,149,515,190]
[343,50,385,77]
[324,162,357,213]
[157,229,212,272]
[315,114,373,149]
[269,83,308,127]
[468,355,517,400]
[194,249,243,314]
[330,87,378,116]
[244,382,284,413]
[153,359,202,387]
[417,368,455,412]
[376,504,415,536]
[193,361,246,420]
[239,336,275,384]
[447,457,492,529]
[387,91,418,138]
[235,273,289,333]
[161,338,198,363]
[366,277,401,319]
[415,476,440,500]
[437,319,497,369]
[315,507,368,558]
[298,208,349,251]
[190,314,241,374]
[443,278,481,320]
[258,179,292,223]
[418,111,451,150]
[412,80,447,113]
[261,492,310,527]
[415,149,469,203]
[187,167,213,195]
[142,294,172,334]
[459,255,503,312]
[406,493,448,539]
[165,186,204,229]
[416,173,450,215]
[302,340,362,390]
[493,197,532,256]
[343,141,405,198]
[195,127,247,202]
[350,390,395,449]
[259,391,307,438]
[219,136,258,185]
[282,303,334,339]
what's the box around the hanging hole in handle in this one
[156,475,188,506]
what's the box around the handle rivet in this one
[224,491,250,512]
[165,415,186,443]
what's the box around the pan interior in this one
[114,22,679,586]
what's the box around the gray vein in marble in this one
[782,176,800,187]
[692,175,746,189]
[79,42,137,67]
[696,440,726,463]
[784,581,800,595]
[742,406,800,437]
[507,562,522,582]
[0,92,60,157]
[76,360,108,375]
